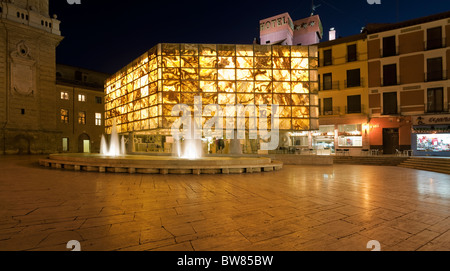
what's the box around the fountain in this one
[100,121,126,157]
[39,122,282,175]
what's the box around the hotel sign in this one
[413,115,450,125]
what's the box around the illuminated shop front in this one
[411,115,450,157]
[312,125,335,154]
[104,43,319,154]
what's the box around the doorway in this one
[382,128,399,154]
[78,133,90,153]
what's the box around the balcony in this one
[321,106,341,116]
[344,78,365,88]
[425,71,447,82]
[320,81,340,91]
[426,38,446,51]
[381,46,399,58]
[345,104,366,114]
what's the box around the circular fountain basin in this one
[39,153,283,175]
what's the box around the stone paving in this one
[0,155,449,251]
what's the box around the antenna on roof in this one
[311,0,321,16]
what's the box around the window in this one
[95,96,103,104]
[383,64,397,86]
[427,27,442,50]
[75,71,82,81]
[323,73,332,90]
[78,112,86,125]
[323,97,333,115]
[61,91,69,100]
[95,113,102,126]
[346,69,361,87]
[323,49,332,66]
[427,87,443,113]
[347,95,361,114]
[382,36,396,57]
[78,94,86,102]
[338,124,362,147]
[427,57,443,81]
[61,109,69,123]
[21,109,25,115]
[417,134,450,152]
[347,44,357,62]
[62,138,69,152]
[383,92,398,115]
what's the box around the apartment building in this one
[367,11,450,156]
[315,33,369,155]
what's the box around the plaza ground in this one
[0,155,449,251]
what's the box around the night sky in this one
[50,0,450,75]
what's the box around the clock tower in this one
[0,0,63,154]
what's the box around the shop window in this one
[417,133,450,152]
[427,87,443,113]
[323,49,332,66]
[427,57,443,81]
[338,124,362,147]
[382,36,396,57]
[383,64,397,86]
[383,92,398,115]
[313,125,335,152]
[427,26,442,50]
[346,69,361,87]
[347,95,361,113]
[347,44,357,62]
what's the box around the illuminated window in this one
[61,91,69,100]
[61,109,69,123]
[78,112,86,125]
[338,124,362,147]
[78,94,86,102]
[95,113,102,126]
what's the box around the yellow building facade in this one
[313,33,370,155]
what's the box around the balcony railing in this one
[425,103,447,114]
[425,70,447,82]
[426,38,446,51]
[321,106,341,116]
[381,77,400,87]
[321,81,340,91]
[344,78,365,88]
[381,46,399,58]
[345,104,366,114]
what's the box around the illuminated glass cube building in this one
[104,43,319,153]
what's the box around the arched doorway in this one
[78,133,90,153]
[14,135,31,154]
